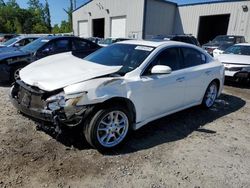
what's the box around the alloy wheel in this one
[97,110,129,148]
[205,83,218,107]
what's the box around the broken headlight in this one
[46,92,66,111]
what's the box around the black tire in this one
[202,81,218,108]
[84,106,131,151]
[10,65,24,83]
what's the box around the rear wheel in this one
[84,106,131,151]
[202,81,218,108]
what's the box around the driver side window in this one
[144,47,181,75]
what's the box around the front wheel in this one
[202,81,218,108]
[84,106,131,151]
[10,66,24,83]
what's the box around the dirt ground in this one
[0,81,249,188]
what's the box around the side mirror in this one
[151,65,172,74]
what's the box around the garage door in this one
[78,21,89,38]
[111,17,126,38]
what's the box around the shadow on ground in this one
[35,93,245,154]
[0,82,11,88]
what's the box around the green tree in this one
[44,0,51,32]
[27,0,49,33]
[63,0,73,32]
[0,0,5,6]
[60,20,71,33]
[6,0,18,8]
[52,24,60,34]
[0,0,53,34]
[17,8,33,33]
[0,0,21,33]
[27,0,41,9]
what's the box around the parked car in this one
[0,36,100,83]
[0,33,18,44]
[0,36,38,53]
[151,34,200,46]
[217,43,250,80]
[87,37,103,44]
[202,35,245,56]
[10,40,224,151]
[212,43,235,58]
[99,37,131,47]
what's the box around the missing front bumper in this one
[10,82,87,127]
[10,94,54,122]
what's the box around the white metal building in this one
[72,0,177,39]
[176,0,250,44]
[73,0,250,44]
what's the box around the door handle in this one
[176,77,185,82]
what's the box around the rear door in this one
[180,47,213,105]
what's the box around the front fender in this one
[64,78,129,106]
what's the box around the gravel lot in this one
[0,81,250,188]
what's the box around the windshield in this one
[3,37,18,46]
[212,36,235,44]
[224,45,250,55]
[20,38,49,53]
[218,43,233,51]
[84,44,154,74]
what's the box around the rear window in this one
[181,47,206,67]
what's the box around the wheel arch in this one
[212,78,221,90]
[95,97,137,125]
[9,61,28,68]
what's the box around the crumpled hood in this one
[20,52,122,92]
[217,54,250,65]
[0,50,29,61]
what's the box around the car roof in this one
[40,35,78,40]
[118,39,191,48]
[16,36,39,40]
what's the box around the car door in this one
[180,47,214,106]
[36,38,71,59]
[138,47,187,120]
[72,38,100,58]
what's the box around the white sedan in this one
[217,43,250,80]
[10,40,224,151]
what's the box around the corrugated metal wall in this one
[176,1,250,42]
[144,0,177,39]
[72,0,145,39]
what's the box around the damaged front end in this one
[10,80,89,128]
